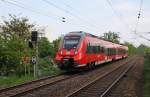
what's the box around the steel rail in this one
[0,74,61,93]
[100,64,133,97]
[9,75,77,97]
[66,58,134,97]
[0,73,78,97]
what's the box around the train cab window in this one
[63,36,81,50]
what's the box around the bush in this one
[144,59,150,97]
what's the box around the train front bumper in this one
[57,58,83,70]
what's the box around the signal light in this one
[29,41,33,48]
[31,31,38,41]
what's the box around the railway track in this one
[66,57,137,97]
[0,73,79,97]
[0,56,136,97]
[105,56,144,97]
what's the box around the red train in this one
[55,31,128,70]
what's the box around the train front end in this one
[55,32,84,70]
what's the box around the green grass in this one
[0,75,35,88]
[144,58,150,97]
[0,67,62,88]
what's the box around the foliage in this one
[124,42,138,55]
[38,37,55,58]
[0,15,34,76]
[0,15,61,78]
[101,31,120,43]
[52,37,61,55]
[38,37,61,76]
[0,33,31,76]
[144,58,150,97]
[1,14,34,41]
[137,44,149,54]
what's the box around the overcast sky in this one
[0,0,150,46]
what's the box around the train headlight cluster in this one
[60,51,63,55]
[75,51,78,54]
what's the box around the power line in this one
[133,0,150,42]
[11,0,62,18]
[1,0,60,21]
[42,0,101,30]
[58,0,100,28]
[134,0,143,34]
[106,0,149,44]
[137,34,150,41]
[2,0,100,33]
[105,0,132,32]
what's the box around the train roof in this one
[67,31,128,50]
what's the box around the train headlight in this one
[60,51,62,55]
[75,51,78,54]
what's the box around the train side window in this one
[90,45,93,54]
[108,48,110,55]
[106,48,109,56]
[101,47,104,53]
[86,43,91,54]
[109,48,111,55]
[92,45,95,54]
[94,45,98,54]
[110,48,112,55]
[93,46,95,53]
[94,46,97,53]
[104,48,107,55]
[98,46,101,53]
[96,45,99,53]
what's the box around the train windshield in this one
[63,36,81,50]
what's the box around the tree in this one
[137,44,149,54]
[38,37,54,58]
[101,31,120,43]
[52,37,61,55]
[1,14,34,41]
[0,15,34,76]
[124,42,137,55]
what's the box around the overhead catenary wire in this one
[133,0,150,42]
[1,0,100,33]
[1,0,60,21]
[105,0,132,32]
[106,0,149,44]
[57,0,100,28]
[10,0,62,19]
[42,0,97,29]
[134,0,143,34]
[2,0,94,29]
[129,0,150,44]
[41,0,102,31]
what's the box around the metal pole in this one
[33,43,36,77]
[33,39,38,78]
[36,38,39,78]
